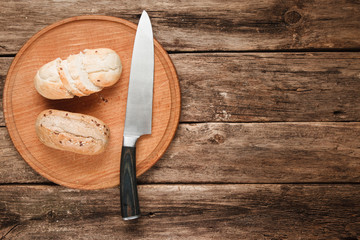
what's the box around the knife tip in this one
[140,10,152,25]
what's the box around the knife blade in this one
[120,10,154,220]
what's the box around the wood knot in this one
[284,10,302,25]
[46,210,56,221]
[208,134,225,144]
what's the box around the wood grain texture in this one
[0,58,11,125]
[2,0,360,238]
[176,52,360,122]
[1,184,360,239]
[141,122,360,183]
[2,52,360,125]
[0,127,45,183]
[1,0,360,54]
[2,16,181,189]
[2,122,360,184]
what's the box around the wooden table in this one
[1,1,360,239]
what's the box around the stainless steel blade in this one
[123,10,154,146]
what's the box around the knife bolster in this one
[123,135,139,147]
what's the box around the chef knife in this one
[120,10,154,220]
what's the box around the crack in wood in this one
[0,224,19,240]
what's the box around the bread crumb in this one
[100,96,108,103]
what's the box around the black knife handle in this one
[120,146,140,220]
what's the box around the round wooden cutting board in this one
[3,16,181,190]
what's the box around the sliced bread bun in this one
[35,109,110,155]
[34,58,74,99]
[34,48,122,99]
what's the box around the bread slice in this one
[34,58,74,99]
[66,53,103,95]
[58,57,88,97]
[35,109,110,155]
[82,48,122,87]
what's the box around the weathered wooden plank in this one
[1,0,360,54]
[175,52,360,122]
[2,122,360,184]
[0,58,10,126]
[2,52,360,125]
[144,122,360,183]
[1,184,359,239]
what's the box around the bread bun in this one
[35,109,110,155]
[34,48,122,99]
